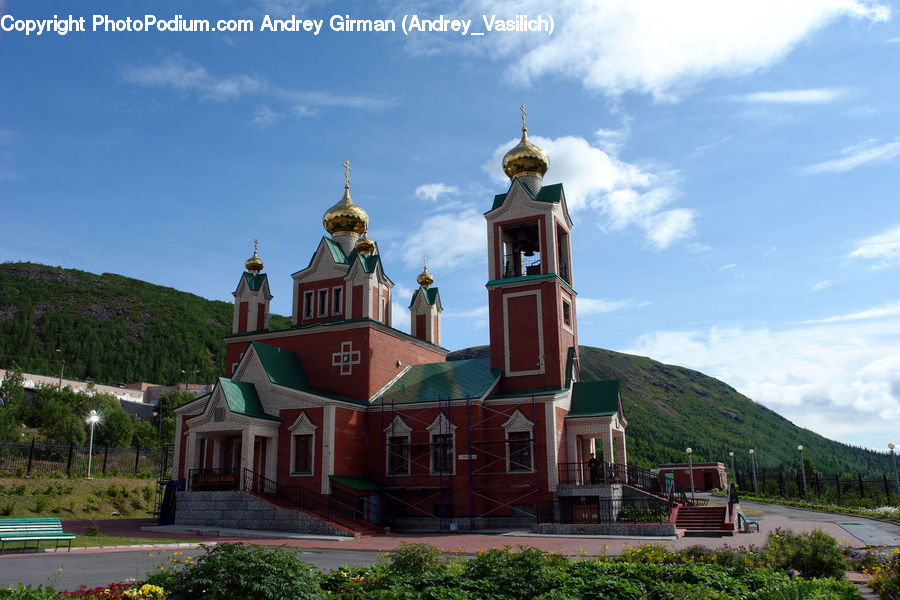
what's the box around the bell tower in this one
[485,107,577,393]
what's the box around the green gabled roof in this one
[251,341,314,392]
[242,272,268,292]
[218,377,280,421]
[329,475,384,492]
[489,181,564,211]
[375,358,500,405]
[321,237,349,264]
[409,287,440,308]
[566,380,621,418]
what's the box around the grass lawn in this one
[0,477,157,520]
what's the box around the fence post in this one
[884,474,890,498]
[815,473,820,498]
[161,445,169,479]
[26,437,35,476]
[778,469,784,496]
[102,442,109,475]
[835,475,841,502]
[134,444,141,475]
[65,441,74,477]
[858,474,864,497]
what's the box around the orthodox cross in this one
[520,103,527,130]
[343,159,352,187]
[253,238,259,254]
[332,341,361,376]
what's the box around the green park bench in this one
[0,518,76,554]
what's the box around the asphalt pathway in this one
[1,497,898,591]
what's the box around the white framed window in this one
[332,287,343,315]
[303,291,314,319]
[383,416,412,476]
[426,413,457,475]
[502,409,535,473]
[560,292,574,334]
[288,412,318,476]
[317,289,328,317]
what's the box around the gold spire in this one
[502,104,549,180]
[355,232,375,255]
[416,255,434,288]
[323,159,369,235]
[245,238,264,273]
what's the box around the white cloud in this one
[577,297,649,315]
[121,55,395,113]
[805,300,900,324]
[625,316,900,445]
[718,263,737,272]
[849,225,900,267]
[803,138,900,174]
[440,0,890,99]
[484,134,695,248]
[810,280,831,292]
[415,183,460,202]
[251,105,280,127]
[398,207,485,269]
[731,88,849,104]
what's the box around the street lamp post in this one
[85,410,100,480]
[798,445,808,502]
[56,349,65,391]
[889,443,900,498]
[728,451,735,489]
[749,449,758,496]
[686,447,696,503]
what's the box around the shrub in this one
[869,553,900,599]
[765,527,847,579]
[388,542,445,576]
[33,497,47,513]
[0,502,14,516]
[145,543,324,600]
[84,522,99,536]
[0,584,60,599]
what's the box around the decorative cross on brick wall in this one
[332,341,361,375]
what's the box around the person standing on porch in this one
[588,453,600,484]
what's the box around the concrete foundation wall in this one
[532,522,676,536]
[175,490,351,536]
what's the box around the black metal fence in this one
[0,439,172,479]
[537,497,669,525]
[735,468,900,505]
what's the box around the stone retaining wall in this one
[175,490,352,536]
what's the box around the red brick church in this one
[173,113,630,531]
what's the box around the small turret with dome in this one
[502,104,548,195]
[409,255,442,345]
[323,159,369,254]
[245,238,264,274]
[355,232,375,256]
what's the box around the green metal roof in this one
[241,272,267,292]
[566,380,621,418]
[375,358,500,405]
[489,181,564,211]
[251,342,314,392]
[485,273,576,296]
[408,287,440,308]
[218,377,280,421]
[323,237,349,264]
[329,475,384,492]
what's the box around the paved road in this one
[0,547,383,591]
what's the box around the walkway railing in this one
[241,468,359,531]
[558,461,701,506]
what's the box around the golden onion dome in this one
[416,256,434,288]
[245,239,264,273]
[502,105,548,180]
[323,184,369,235]
[355,232,375,255]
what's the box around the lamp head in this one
[85,409,101,425]
[749,449,755,455]
[890,443,895,451]
[686,447,692,455]
[797,445,803,452]
[729,451,734,457]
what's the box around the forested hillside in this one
[0,262,288,385]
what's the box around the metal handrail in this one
[558,461,699,506]
[241,468,359,531]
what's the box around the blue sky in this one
[2,0,899,449]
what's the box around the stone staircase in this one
[675,505,735,537]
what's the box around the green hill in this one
[2,262,891,477]
[0,262,288,384]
